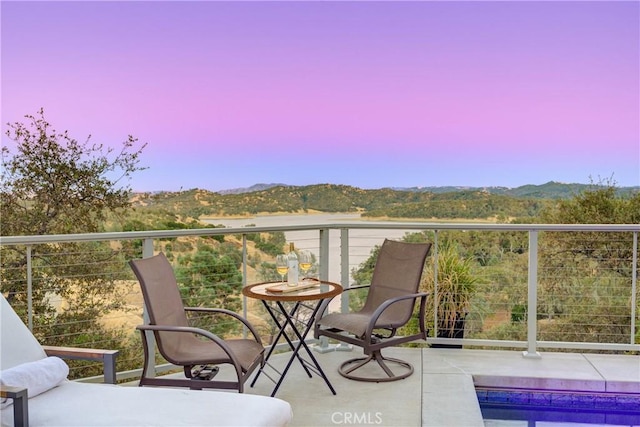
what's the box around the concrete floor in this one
[238,346,640,427]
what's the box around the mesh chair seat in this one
[317,311,403,338]
[164,337,264,371]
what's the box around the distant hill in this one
[394,182,596,199]
[217,183,285,195]
[218,181,639,199]
[129,181,638,222]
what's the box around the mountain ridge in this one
[129,181,639,222]
[211,181,639,198]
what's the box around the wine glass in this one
[276,254,288,284]
[298,251,312,282]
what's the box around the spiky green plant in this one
[421,242,478,334]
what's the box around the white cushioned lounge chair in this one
[0,294,292,427]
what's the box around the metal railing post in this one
[318,228,330,281]
[340,228,350,311]
[314,228,334,353]
[336,228,352,351]
[242,234,249,339]
[26,245,33,331]
[631,232,638,344]
[141,238,157,378]
[523,230,541,358]
[432,231,439,340]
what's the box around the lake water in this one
[202,213,412,285]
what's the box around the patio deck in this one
[163,346,639,426]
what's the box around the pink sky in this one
[2,1,639,192]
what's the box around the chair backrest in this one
[129,253,194,363]
[361,239,432,328]
[1,294,48,370]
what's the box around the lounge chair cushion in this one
[1,381,292,427]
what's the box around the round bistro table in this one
[242,280,342,397]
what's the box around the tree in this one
[1,109,146,359]
[537,181,640,344]
[1,108,147,237]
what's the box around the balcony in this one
[1,221,639,425]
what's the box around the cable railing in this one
[1,222,638,382]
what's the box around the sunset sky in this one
[2,1,639,192]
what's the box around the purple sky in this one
[2,1,639,192]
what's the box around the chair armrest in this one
[0,385,29,427]
[42,346,119,384]
[184,307,263,345]
[136,324,247,373]
[365,292,429,339]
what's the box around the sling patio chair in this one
[129,253,264,393]
[314,239,432,382]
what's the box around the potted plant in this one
[421,242,478,348]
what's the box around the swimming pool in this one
[477,388,640,426]
[481,403,640,426]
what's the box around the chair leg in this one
[338,350,414,382]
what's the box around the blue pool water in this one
[478,389,640,426]
[481,403,640,426]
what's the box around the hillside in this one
[203,181,638,199]
[127,181,638,223]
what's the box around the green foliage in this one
[174,245,244,336]
[473,321,527,342]
[538,275,632,343]
[1,109,146,237]
[511,304,527,323]
[421,242,479,334]
[347,244,383,312]
[351,245,381,287]
[41,310,139,380]
[403,229,528,269]
[541,182,640,225]
[257,260,281,283]
[536,182,640,344]
[0,110,146,361]
[247,231,286,257]
[364,192,551,220]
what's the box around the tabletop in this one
[242,280,343,302]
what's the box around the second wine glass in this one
[276,254,289,284]
[298,251,312,282]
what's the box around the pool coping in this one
[475,386,640,412]
[421,348,640,426]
